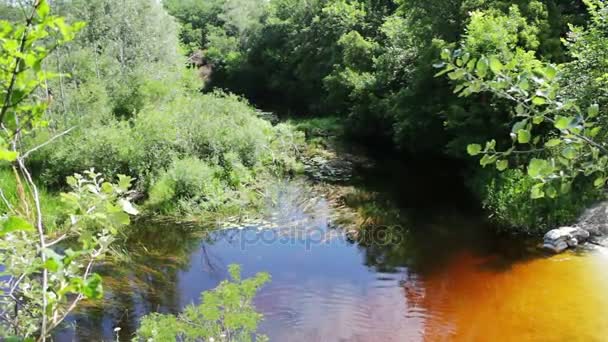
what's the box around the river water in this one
[56,158,608,341]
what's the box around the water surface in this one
[56,160,608,341]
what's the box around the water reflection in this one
[54,175,608,341]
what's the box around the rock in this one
[566,238,578,247]
[576,201,608,235]
[543,226,589,253]
[543,241,569,253]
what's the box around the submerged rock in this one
[543,226,589,253]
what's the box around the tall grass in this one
[0,168,65,232]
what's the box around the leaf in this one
[0,149,18,162]
[545,185,558,198]
[530,183,545,199]
[561,146,577,160]
[554,116,573,130]
[544,65,558,80]
[117,174,132,192]
[66,176,77,187]
[589,126,602,137]
[489,56,503,73]
[440,49,450,60]
[532,97,546,106]
[480,154,497,167]
[83,274,103,299]
[544,139,561,147]
[511,119,528,133]
[528,158,553,179]
[467,144,482,156]
[119,199,139,215]
[594,177,606,188]
[1,216,34,236]
[588,103,600,118]
[532,116,544,124]
[517,130,531,144]
[108,211,130,226]
[496,159,508,171]
[36,0,50,19]
[476,57,488,78]
[44,259,61,272]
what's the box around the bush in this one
[31,92,303,216]
[147,157,225,213]
[471,169,603,234]
[134,264,270,342]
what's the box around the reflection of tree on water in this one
[60,222,216,341]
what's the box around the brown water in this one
[55,162,608,341]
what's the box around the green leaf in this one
[0,149,18,162]
[489,56,503,73]
[532,116,544,124]
[36,0,50,19]
[594,177,606,188]
[530,183,545,199]
[512,120,528,133]
[517,130,531,144]
[588,104,600,118]
[544,139,561,147]
[44,258,61,272]
[1,216,34,236]
[544,65,558,80]
[480,154,497,167]
[554,116,573,130]
[108,211,130,226]
[545,185,558,198]
[589,126,602,137]
[476,57,488,78]
[117,174,132,192]
[561,146,577,160]
[496,159,508,171]
[467,144,482,156]
[532,97,546,106]
[440,49,450,60]
[528,158,553,179]
[83,274,103,299]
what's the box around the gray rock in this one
[543,241,569,253]
[576,201,608,235]
[566,238,578,247]
[543,226,590,253]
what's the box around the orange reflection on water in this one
[420,249,608,342]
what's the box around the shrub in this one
[134,264,270,342]
[147,157,224,213]
[30,92,303,217]
[471,169,603,234]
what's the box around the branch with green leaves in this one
[436,46,608,199]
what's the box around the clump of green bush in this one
[29,92,304,217]
[471,169,603,234]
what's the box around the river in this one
[55,156,608,341]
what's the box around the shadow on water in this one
[55,152,608,341]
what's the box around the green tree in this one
[0,1,137,339]
[438,0,608,199]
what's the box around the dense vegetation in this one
[165,0,607,232]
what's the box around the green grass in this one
[287,116,345,139]
[0,168,65,232]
